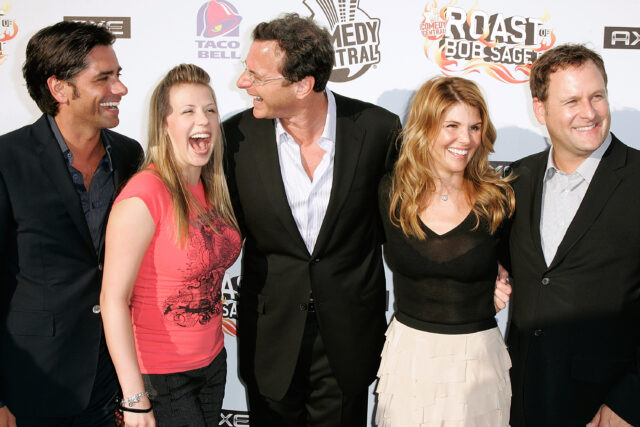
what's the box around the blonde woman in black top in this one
[376,76,515,426]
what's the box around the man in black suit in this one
[506,44,640,426]
[223,13,401,426]
[0,22,142,426]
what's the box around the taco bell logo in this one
[303,0,381,82]
[197,0,241,37]
[195,0,242,59]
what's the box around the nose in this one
[237,69,252,89]
[196,109,209,125]
[112,78,128,96]
[458,128,470,143]
[580,99,597,120]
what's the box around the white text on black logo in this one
[604,27,640,49]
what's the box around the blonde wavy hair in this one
[389,76,514,239]
[145,63,238,245]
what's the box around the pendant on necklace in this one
[441,195,448,201]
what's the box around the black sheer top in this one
[379,175,503,334]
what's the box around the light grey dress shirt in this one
[275,90,337,254]
[540,133,612,265]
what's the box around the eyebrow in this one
[179,102,217,108]
[442,120,482,125]
[243,60,268,79]
[95,67,122,77]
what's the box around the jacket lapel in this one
[33,115,95,255]
[241,116,308,253]
[312,94,364,257]
[528,151,547,264]
[97,132,122,260]
[548,136,624,269]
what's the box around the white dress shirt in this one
[540,133,612,265]
[275,90,337,254]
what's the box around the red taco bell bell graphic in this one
[197,0,241,38]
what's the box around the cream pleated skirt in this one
[375,318,511,427]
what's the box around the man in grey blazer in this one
[506,44,639,426]
[223,13,401,427]
[0,21,142,426]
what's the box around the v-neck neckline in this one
[419,210,473,237]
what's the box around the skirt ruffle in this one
[375,318,511,427]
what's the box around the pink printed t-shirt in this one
[114,169,241,374]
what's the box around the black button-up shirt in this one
[47,115,115,252]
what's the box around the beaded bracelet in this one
[121,391,150,407]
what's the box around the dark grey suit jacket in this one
[223,93,401,399]
[507,134,640,426]
[0,114,142,416]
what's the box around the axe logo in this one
[604,27,640,49]
[219,409,249,426]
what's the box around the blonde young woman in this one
[376,76,515,426]
[100,64,241,426]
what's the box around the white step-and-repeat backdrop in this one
[1,1,639,424]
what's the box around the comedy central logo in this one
[221,274,240,336]
[304,0,381,82]
[0,1,19,67]
[421,1,556,83]
[195,0,242,60]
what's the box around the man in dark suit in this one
[506,44,640,426]
[0,22,142,426]
[223,13,401,426]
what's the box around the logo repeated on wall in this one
[421,1,556,83]
[219,410,249,426]
[222,274,240,336]
[303,0,381,82]
[0,2,18,67]
[63,16,131,38]
[603,27,640,49]
[195,0,242,60]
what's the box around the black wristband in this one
[118,404,153,413]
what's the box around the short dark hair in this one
[253,13,334,92]
[23,21,115,115]
[530,44,608,102]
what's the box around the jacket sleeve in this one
[604,314,640,425]
[0,169,11,403]
[384,115,402,172]
[222,117,247,238]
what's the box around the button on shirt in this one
[47,115,115,252]
[540,134,611,265]
[275,90,336,254]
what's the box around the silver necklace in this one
[439,186,460,202]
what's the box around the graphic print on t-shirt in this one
[163,211,242,327]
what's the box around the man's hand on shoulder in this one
[587,404,632,427]
[0,406,16,427]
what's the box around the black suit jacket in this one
[223,93,401,399]
[0,115,142,416]
[506,134,640,426]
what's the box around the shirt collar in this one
[275,89,337,150]
[544,132,612,184]
[47,114,114,172]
